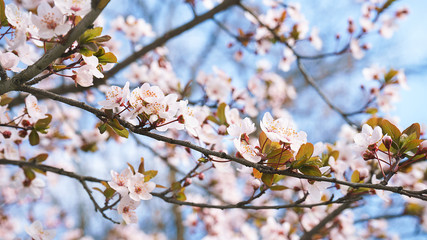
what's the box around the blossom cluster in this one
[108,168,156,224]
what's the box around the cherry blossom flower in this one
[99,82,130,109]
[260,217,292,240]
[31,2,72,39]
[11,170,46,199]
[108,168,133,195]
[350,39,364,60]
[306,180,331,202]
[127,173,156,201]
[260,112,307,151]
[54,0,91,17]
[25,220,56,240]
[354,124,383,150]
[25,94,47,120]
[278,48,296,72]
[233,139,261,163]
[227,117,255,138]
[117,195,140,224]
[0,51,21,72]
[309,27,322,50]
[73,56,104,87]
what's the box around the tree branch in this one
[300,198,358,240]
[14,85,427,201]
[11,0,110,86]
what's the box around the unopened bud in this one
[198,173,205,181]
[382,136,392,149]
[184,178,192,187]
[2,131,11,139]
[177,115,185,124]
[22,120,31,127]
[363,151,376,161]
[367,143,377,152]
[251,179,261,190]
[418,140,427,154]
[18,130,27,138]
[218,125,227,135]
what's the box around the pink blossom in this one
[117,195,140,224]
[25,220,56,240]
[31,2,72,39]
[127,173,156,201]
[25,94,47,120]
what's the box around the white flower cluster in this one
[108,168,156,224]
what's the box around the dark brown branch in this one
[0,158,118,223]
[300,198,359,240]
[6,0,241,107]
[14,85,427,201]
[0,64,8,81]
[296,59,360,129]
[151,193,353,210]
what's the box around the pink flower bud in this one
[382,136,392,149]
[184,178,192,187]
[198,173,204,181]
[418,140,427,154]
[251,179,261,190]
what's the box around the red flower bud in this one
[363,151,376,161]
[18,130,28,138]
[22,120,31,127]
[2,131,11,139]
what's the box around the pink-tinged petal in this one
[372,126,383,143]
[54,23,71,36]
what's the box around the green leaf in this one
[380,119,401,143]
[23,167,36,180]
[98,52,117,64]
[0,95,12,106]
[206,115,220,125]
[29,153,48,163]
[104,187,116,199]
[109,119,124,130]
[401,139,423,153]
[0,0,8,27]
[80,142,98,152]
[217,102,227,125]
[79,27,103,43]
[92,35,111,43]
[127,162,135,175]
[98,123,107,134]
[384,68,398,83]
[138,157,145,174]
[111,126,129,138]
[267,149,293,168]
[293,143,314,168]
[300,165,322,177]
[171,182,182,191]
[143,170,158,182]
[81,42,99,52]
[351,170,360,183]
[365,107,378,115]
[269,185,288,191]
[402,123,420,140]
[176,191,186,201]
[261,173,275,186]
[34,114,52,132]
[29,130,40,146]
